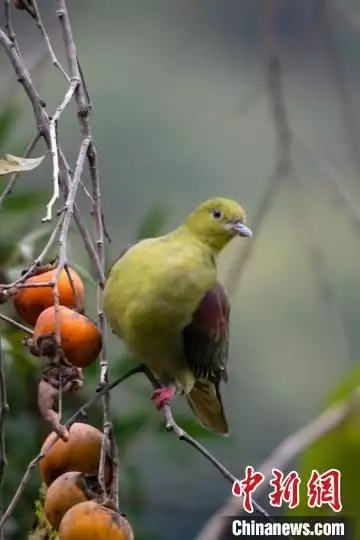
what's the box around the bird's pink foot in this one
[151,386,176,409]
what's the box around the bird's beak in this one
[229,221,253,238]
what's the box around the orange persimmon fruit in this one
[58,501,134,540]
[13,268,84,326]
[34,305,102,368]
[44,472,90,530]
[39,423,112,487]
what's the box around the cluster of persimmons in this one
[9,265,134,539]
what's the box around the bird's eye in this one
[212,209,223,220]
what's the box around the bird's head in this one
[184,197,252,252]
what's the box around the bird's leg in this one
[137,364,177,409]
[151,385,177,410]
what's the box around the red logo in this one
[307,469,342,512]
[269,468,301,509]
[232,466,265,513]
[232,467,342,513]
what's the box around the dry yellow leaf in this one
[0,153,45,175]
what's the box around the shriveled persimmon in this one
[13,268,84,326]
[34,305,102,368]
[44,472,91,530]
[58,501,134,540]
[39,423,112,487]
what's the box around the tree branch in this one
[0,27,105,285]
[53,0,112,503]
[43,77,79,223]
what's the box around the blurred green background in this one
[1,0,360,538]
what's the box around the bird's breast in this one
[103,237,216,355]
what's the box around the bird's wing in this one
[182,281,230,434]
[183,281,230,385]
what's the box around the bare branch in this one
[30,0,70,83]
[57,138,90,265]
[0,213,64,289]
[54,0,112,502]
[43,77,79,223]
[0,27,105,284]
[4,0,18,48]
[0,313,33,335]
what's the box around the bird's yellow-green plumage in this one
[103,197,251,435]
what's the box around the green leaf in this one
[288,364,360,538]
[0,190,48,213]
[136,206,167,240]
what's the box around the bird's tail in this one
[186,379,229,436]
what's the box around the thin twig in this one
[0,313,33,335]
[54,0,111,500]
[0,28,105,285]
[76,57,92,109]
[109,428,119,509]
[64,264,80,310]
[57,139,90,266]
[0,213,64,290]
[43,77,79,223]
[30,0,70,83]
[4,0,17,46]
[50,138,90,421]
[87,143,109,498]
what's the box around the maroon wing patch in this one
[183,281,230,384]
